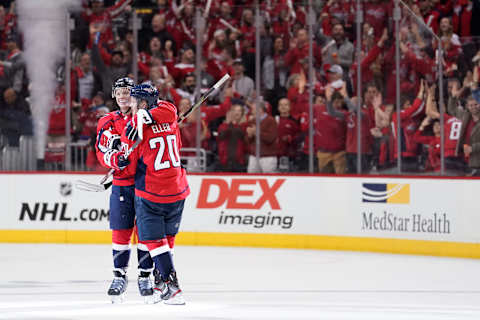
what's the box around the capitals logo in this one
[362,183,410,204]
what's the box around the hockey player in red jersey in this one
[120,83,189,305]
[95,77,155,303]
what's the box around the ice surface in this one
[1,244,480,319]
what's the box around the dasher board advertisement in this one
[1,173,479,243]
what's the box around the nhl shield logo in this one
[60,182,72,197]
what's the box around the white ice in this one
[1,244,480,320]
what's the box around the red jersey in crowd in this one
[321,0,354,36]
[299,104,323,155]
[165,61,195,85]
[128,101,190,204]
[315,104,347,153]
[78,105,101,139]
[95,110,134,186]
[350,44,383,96]
[179,119,210,150]
[390,98,425,159]
[0,11,16,50]
[276,115,300,157]
[200,97,232,124]
[284,42,322,75]
[287,86,309,119]
[413,132,441,171]
[442,114,463,157]
[413,115,462,171]
[48,91,67,136]
[452,0,473,37]
[346,106,375,154]
[82,0,131,49]
[363,1,390,38]
[424,9,440,34]
[217,122,248,167]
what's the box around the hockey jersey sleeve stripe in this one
[96,127,108,153]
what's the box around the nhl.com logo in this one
[60,182,72,197]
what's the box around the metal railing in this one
[180,148,207,172]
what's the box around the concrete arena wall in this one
[1,172,479,259]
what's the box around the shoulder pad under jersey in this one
[150,100,178,122]
[96,111,116,131]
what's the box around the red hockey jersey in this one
[95,110,135,186]
[129,101,190,204]
[390,98,425,159]
[441,114,462,157]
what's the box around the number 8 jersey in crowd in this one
[126,100,190,203]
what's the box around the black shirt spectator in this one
[0,87,32,146]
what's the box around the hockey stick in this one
[75,108,148,192]
[75,73,231,192]
[178,73,230,123]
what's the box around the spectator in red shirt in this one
[417,0,440,34]
[239,7,255,45]
[82,0,132,49]
[285,28,322,75]
[320,0,354,36]
[76,91,106,141]
[270,3,293,42]
[165,47,195,86]
[319,84,349,174]
[413,116,443,172]
[168,1,195,50]
[217,103,248,172]
[363,0,389,39]
[286,72,309,119]
[177,97,210,150]
[275,98,300,171]
[47,83,68,139]
[205,29,228,69]
[155,75,182,106]
[209,1,238,40]
[415,83,465,173]
[245,101,278,173]
[339,82,378,173]
[452,0,473,38]
[390,80,427,172]
[350,29,388,96]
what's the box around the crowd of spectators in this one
[1,0,480,175]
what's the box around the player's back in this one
[134,101,190,203]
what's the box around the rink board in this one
[1,172,479,258]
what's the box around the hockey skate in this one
[138,273,155,304]
[154,271,185,305]
[108,271,128,304]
